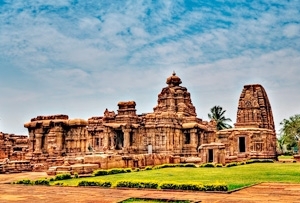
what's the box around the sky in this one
[0,0,299,135]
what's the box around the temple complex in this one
[1,73,278,173]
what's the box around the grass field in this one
[51,162,300,191]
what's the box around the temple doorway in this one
[208,149,214,162]
[114,130,124,150]
[239,137,246,152]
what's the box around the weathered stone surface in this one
[17,75,277,173]
[87,72,216,156]
[216,84,277,162]
[0,132,28,161]
[235,84,275,130]
[24,115,88,168]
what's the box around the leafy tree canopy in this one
[208,105,232,131]
[279,114,300,151]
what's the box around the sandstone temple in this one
[0,73,277,174]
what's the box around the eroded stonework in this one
[216,84,277,161]
[14,73,278,174]
[236,84,275,130]
[87,72,216,156]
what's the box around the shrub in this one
[159,182,228,191]
[145,166,153,170]
[116,181,158,189]
[78,180,112,188]
[215,164,223,167]
[93,168,132,176]
[246,159,274,164]
[49,178,54,181]
[153,164,177,170]
[54,173,72,181]
[226,162,237,167]
[201,163,215,168]
[183,163,197,168]
[15,179,32,185]
[73,173,79,179]
[33,179,50,186]
[93,169,108,176]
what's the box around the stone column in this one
[34,133,42,153]
[29,130,34,153]
[123,128,131,149]
[190,129,197,147]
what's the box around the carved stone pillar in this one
[190,129,197,147]
[29,130,34,153]
[34,133,42,153]
[123,128,131,149]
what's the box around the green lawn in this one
[51,162,300,190]
[278,155,294,159]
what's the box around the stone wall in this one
[0,132,28,161]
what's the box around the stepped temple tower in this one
[87,72,216,156]
[217,84,277,161]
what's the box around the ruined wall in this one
[24,114,89,168]
[0,132,28,161]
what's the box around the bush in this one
[116,181,158,189]
[93,168,132,176]
[215,164,223,167]
[201,163,215,168]
[153,164,178,170]
[145,166,153,170]
[15,179,32,185]
[54,173,72,181]
[226,162,237,167]
[93,169,108,176]
[73,173,79,178]
[159,182,228,191]
[78,180,112,187]
[33,179,50,186]
[183,163,197,168]
[246,159,274,164]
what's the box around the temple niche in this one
[216,84,277,162]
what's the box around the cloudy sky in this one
[0,0,299,135]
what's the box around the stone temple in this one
[1,73,277,174]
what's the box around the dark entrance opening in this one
[239,137,246,152]
[184,131,190,144]
[115,130,124,150]
[129,132,134,146]
[208,149,214,162]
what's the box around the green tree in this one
[279,114,300,151]
[208,105,232,131]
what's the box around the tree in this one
[279,114,300,151]
[208,105,232,131]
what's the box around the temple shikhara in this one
[0,73,277,174]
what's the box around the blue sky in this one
[0,0,299,134]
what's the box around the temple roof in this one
[166,71,182,87]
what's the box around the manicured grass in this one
[51,162,300,191]
[278,155,294,159]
